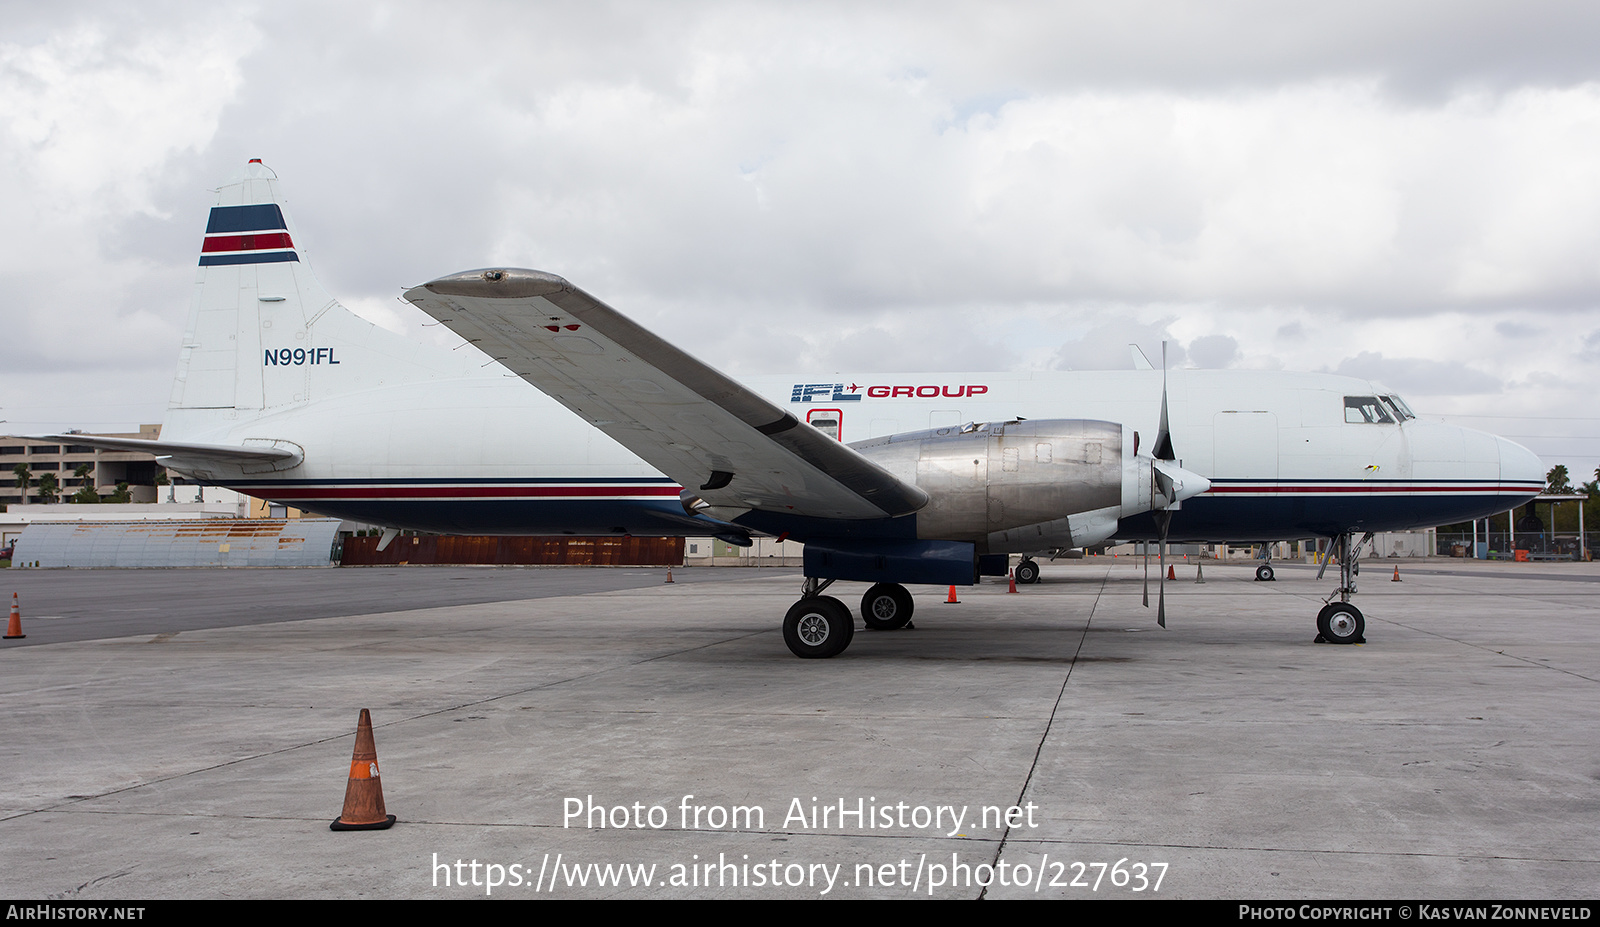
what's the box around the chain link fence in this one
[1433,531,1587,561]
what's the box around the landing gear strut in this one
[1314,532,1370,644]
[1254,546,1275,582]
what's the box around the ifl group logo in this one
[790,383,989,402]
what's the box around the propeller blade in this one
[1158,537,1167,628]
[1152,341,1175,461]
[1153,509,1173,629]
[1153,463,1175,508]
[1142,540,1150,607]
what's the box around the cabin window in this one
[1344,396,1395,424]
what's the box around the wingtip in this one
[421,268,571,299]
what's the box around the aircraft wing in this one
[403,269,928,520]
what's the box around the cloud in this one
[1186,334,1239,369]
[1329,351,1501,396]
[1052,317,1185,370]
[0,0,1598,482]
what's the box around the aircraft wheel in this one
[860,583,914,630]
[1015,560,1041,585]
[1316,603,1365,644]
[1255,563,1275,582]
[784,596,854,658]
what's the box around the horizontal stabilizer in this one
[20,435,304,472]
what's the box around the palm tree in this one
[36,472,59,504]
[12,463,30,505]
[72,463,98,503]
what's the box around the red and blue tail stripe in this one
[199,204,299,266]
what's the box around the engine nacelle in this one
[851,419,1209,553]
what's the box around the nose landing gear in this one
[1314,531,1371,644]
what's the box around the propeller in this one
[1144,343,1177,628]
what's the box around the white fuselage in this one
[183,364,1543,543]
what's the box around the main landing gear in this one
[860,583,915,631]
[784,578,920,657]
[1313,532,1371,644]
[1014,558,1041,585]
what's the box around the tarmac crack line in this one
[30,806,1600,867]
[1001,835,1600,864]
[978,566,1107,900]
[1377,618,1600,684]
[1264,579,1600,684]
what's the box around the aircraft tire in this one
[1015,560,1041,585]
[1255,563,1275,582]
[784,596,854,658]
[860,583,914,630]
[1316,602,1365,644]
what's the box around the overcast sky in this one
[3,1,1599,482]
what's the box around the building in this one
[3,426,166,506]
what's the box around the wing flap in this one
[404,268,927,520]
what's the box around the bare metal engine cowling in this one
[850,419,1201,553]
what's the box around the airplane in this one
[28,161,1546,657]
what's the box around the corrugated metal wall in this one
[339,535,684,566]
[11,519,342,568]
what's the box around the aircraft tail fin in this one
[165,160,468,437]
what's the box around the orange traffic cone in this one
[1391,566,1401,582]
[1166,565,1176,581]
[331,709,395,831]
[945,585,959,604]
[4,593,23,639]
[665,568,675,584]
[1008,572,1018,594]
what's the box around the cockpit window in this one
[1345,396,1395,424]
[1383,394,1416,420]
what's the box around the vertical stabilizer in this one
[166,161,470,433]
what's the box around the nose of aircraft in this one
[1496,435,1545,486]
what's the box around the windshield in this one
[1383,394,1416,420]
[1344,396,1395,424]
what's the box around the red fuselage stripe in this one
[259,485,684,500]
